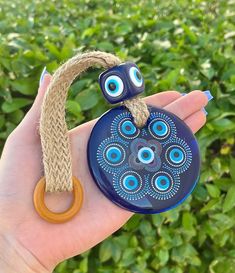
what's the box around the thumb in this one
[10,69,52,143]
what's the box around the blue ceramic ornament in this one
[99,62,145,104]
[88,62,201,214]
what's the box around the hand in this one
[0,72,208,272]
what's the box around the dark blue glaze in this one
[87,105,200,214]
[98,62,145,104]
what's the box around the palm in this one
[0,74,208,271]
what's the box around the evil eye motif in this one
[148,171,180,200]
[129,138,162,172]
[113,171,146,200]
[148,112,177,143]
[168,146,185,165]
[164,139,192,174]
[149,119,170,140]
[118,118,140,139]
[155,175,171,191]
[104,75,124,97]
[98,62,145,104]
[138,147,154,164]
[97,138,128,174]
[104,144,125,166]
[129,66,143,87]
[88,105,200,214]
[150,119,169,137]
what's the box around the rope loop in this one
[39,51,149,192]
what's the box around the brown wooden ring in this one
[33,176,83,224]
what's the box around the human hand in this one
[0,70,209,272]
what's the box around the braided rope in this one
[40,51,149,192]
[123,97,150,128]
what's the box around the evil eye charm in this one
[88,105,200,213]
[99,62,145,104]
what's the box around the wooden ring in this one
[33,176,83,223]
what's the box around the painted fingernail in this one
[181,93,187,96]
[203,90,213,101]
[39,66,48,86]
[202,108,208,116]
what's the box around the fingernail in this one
[203,90,213,101]
[202,108,208,116]
[181,93,187,96]
[39,66,48,86]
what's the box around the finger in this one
[36,74,52,104]
[184,110,207,133]
[18,73,52,127]
[164,90,208,120]
[10,72,52,142]
[70,91,182,136]
[144,90,182,107]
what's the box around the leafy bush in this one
[1,0,235,272]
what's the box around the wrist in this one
[0,233,50,273]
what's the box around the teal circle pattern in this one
[137,147,155,164]
[155,175,170,191]
[148,171,180,201]
[113,171,146,201]
[91,107,197,208]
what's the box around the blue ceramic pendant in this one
[87,105,200,214]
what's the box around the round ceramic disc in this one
[87,105,200,213]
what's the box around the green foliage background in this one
[0,0,235,272]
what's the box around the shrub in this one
[1,0,235,272]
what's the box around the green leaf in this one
[206,184,220,198]
[44,41,62,59]
[99,240,113,262]
[2,98,32,113]
[75,88,99,111]
[115,22,132,35]
[65,100,82,118]
[70,79,92,97]
[230,156,235,182]
[152,214,164,227]
[223,185,235,213]
[0,115,5,128]
[139,220,153,235]
[157,249,169,265]
[182,212,195,230]
[10,78,37,95]
[111,242,122,263]
[124,214,143,230]
[96,42,114,52]
[200,199,220,214]
[120,248,136,267]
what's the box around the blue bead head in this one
[98,62,145,104]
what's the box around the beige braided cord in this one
[123,97,149,128]
[40,51,150,193]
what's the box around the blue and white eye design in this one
[113,171,146,200]
[148,112,177,143]
[168,147,185,164]
[154,174,171,192]
[104,75,124,97]
[129,66,143,87]
[129,138,162,172]
[111,112,136,144]
[165,140,192,174]
[104,144,125,166]
[137,147,154,164]
[122,174,140,191]
[149,118,170,140]
[118,118,140,139]
[97,138,128,174]
[93,106,197,209]
[148,171,180,200]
